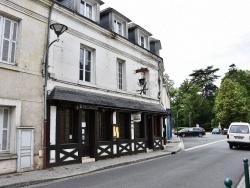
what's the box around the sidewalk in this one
[0,137,181,188]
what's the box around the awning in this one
[48,86,167,114]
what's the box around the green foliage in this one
[220,68,250,122]
[214,78,249,126]
[163,73,175,91]
[189,65,220,99]
[171,79,215,129]
[170,65,249,131]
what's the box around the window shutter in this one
[2,19,11,62]
[0,109,2,150]
[10,22,18,64]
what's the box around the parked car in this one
[175,127,206,137]
[212,128,221,134]
[227,122,250,149]
[223,128,228,135]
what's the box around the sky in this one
[100,0,250,87]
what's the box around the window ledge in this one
[0,153,18,161]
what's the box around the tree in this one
[222,68,250,122]
[189,66,220,99]
[171,80,212,129]
[163,73,175,90]
[214,79,249,127]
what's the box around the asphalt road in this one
[31,134,250,188]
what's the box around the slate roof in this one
[48,86,167,114]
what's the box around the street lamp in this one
[43,23,68,169]
[176,109,183,137]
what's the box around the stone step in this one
[82,157,95,163]
[146,148,153,153]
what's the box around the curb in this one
[0,147,181,188]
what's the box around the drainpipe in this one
[43,0,56,169]
[157,61,162,102]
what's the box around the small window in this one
[79,47,92,82]
[140,36,144,47]
[80,1,92,19]
[0,16,18,64]
[118,62,122,89]
[114,20,122,35]
[0,107,10,152]
[117,60,126,90]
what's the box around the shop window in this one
[98,110,112,141]
[58,107,77,143]
[119,112,130,139]
[153,115,161,137]
[134,121,144,138]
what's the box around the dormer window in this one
[80,1,93,19]
[140,36,145,48]
[114,20,122,35]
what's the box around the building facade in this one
[0,0,171,173]
[45,0,169,167]
[0,0,49,174]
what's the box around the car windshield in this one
[229,125,249,134]
[213,128,219,131]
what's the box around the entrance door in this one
[81,110,90,157]
[146,115,153,149]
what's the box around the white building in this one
[0,0,171,172]
[45,0,169,167]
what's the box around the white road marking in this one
[184,139,227,151]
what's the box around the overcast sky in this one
[101,0,250,87]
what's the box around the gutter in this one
[43,0,56,169]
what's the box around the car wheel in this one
[182,133,185,137]
[198,133,202,137]
[229,144,233,149]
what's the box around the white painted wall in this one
[48,5,163,102]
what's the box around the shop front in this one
[46,86,167,167]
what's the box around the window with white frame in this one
[79,47,92,82]
[0,107,10,152]
[0,16,18,65]
[114,20,122,35]
[117,60,125,90]
[80,0,93,19]
[140,36,145,47]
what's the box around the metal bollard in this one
[243,158,250,188]
[224,178,233,188]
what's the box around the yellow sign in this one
[113,125,119,138]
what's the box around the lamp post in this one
[176,109,183,137]
[43,23,68,169]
